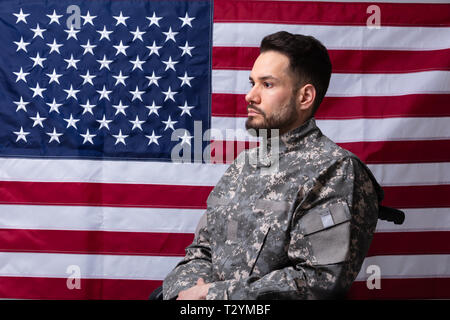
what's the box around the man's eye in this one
[264,82,273,88]
[249,81,255,87]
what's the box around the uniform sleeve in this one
[162,213,214,300]
[205,157,380,300]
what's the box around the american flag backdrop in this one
[0,0,449,299]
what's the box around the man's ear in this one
[297,84,316,114]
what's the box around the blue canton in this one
[0,0,212,161]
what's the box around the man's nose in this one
[245,85,261,105]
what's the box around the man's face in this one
[245,50,298,134]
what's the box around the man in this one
[162,31,383,300]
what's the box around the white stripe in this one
[1,157,448,189]
[2,205,447,234]
[211,116,450,142]
[0,205,204,234]
[213,23,450,50]
[356,254,450,280]
[0,157,228,185]
[368,162,450,186]
[212,69,450,96]
[1,252,448,281]
[0,252,181,280]
[376,208,450,232]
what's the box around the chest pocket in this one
[299,203,352,265]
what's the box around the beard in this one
[245,95,298,137]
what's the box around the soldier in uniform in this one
[162,31,383,300]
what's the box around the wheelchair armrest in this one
[378,205,405,225]
[149,285,164,300]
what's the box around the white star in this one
[30,112,46,128]
[46,127,63,143]
[130,27,145,42]
[81,40,97,55]
[97,85,112,101]
[129,115,145,131]
[178,71,194,87]
[47,98,63,113]
[47,39,63,54]
[13,127,30,142]
[30,52,47,68]
[97,115,112,130]
[81,11,97,25]
[162,56,178,71]
[146,41,162,56]
[46,69,62,84]
[14,37,30,52]
[30,83,46,98]
[64,54,80,69]
[80,129,96,144]
[179,13,195,28]
[65,25,80,40]
[64,85,80,100]
[112,129,128,145]
[162,115,177,131]
[178,130,193,146]
[146,71,161,87]
[31,24,46,39]
[162,86,177,102]
[129,86,145,101]
[97,26,113,41]
[13,67,29,83]
[97,55,113,70]
[146,101,162,116]
[113,11,129,26]
[130,55,145,71]
[80,99,96,115]
[112,100,129,115]
[13,97,29,112]
[146,130,161,145]
[146,12,162,27]
[179,41,194,57]
[113,71,128,86]
[163,27,178,43]
[113,40,129,56]
[178,101,195,116]
[80,70,96,85]
[13,9,29,24]
[47,10,63,25]
[64,114,80,129]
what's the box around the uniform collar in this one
[279,117,319,152]
[252,117,319,168]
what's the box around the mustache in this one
[247,105,266,116]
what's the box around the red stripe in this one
[338,140,450,164]
[0,181,212,209]
[368,231,450,257]
[3,275,448,300]
[212,93,450,119]
[0,182,448,210]
[0,276,161,299]
[214,0,450,27]
[210,140,450,164]
[213,47,450,73]
[348,278,450,299]
[0,229,193,256]
[382,185,450,209]
[209,140,258,164]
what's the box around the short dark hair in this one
[260,31,332,114]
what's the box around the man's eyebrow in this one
[248,75,279,81]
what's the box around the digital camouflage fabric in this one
[163,117,383,300]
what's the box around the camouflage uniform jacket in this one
[163,117,383,300]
